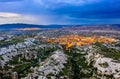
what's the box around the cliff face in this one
[85,44,120,79]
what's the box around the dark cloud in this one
[50,0,120,19]
[0,0,120,24]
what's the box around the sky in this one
[0,0,120,25]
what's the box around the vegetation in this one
[9,56,19,65]
[0,38,24,48]
[9,38,24,44]
[13,63,32,73]
[63,46,95,79]
[95,42,120,59]
[99,62,109,68]
[39,47,56,61]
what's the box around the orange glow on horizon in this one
[15,28,40,31]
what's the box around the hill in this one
[0,23,120,31]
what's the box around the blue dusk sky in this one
[0,0,120,25]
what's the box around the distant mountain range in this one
[0,23,120,30]
[0,24,63,30]
[62,24,120,31]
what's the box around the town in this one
[47,35,116,49]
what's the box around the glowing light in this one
[15,28,41,30]
[47,35,116,49]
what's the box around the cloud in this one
[55,0,99,5]
[33,0,99,5]
[39,15,120,25]
[32,0,120,20]
[0,12,39,24]
[0,0,23,2]
[0,12,21,18]
[50,0,120,19]
[0,0,120,24]
[32,0,100,9]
